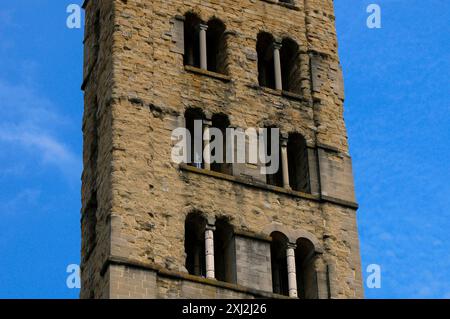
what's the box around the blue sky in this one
[0,1,448,299]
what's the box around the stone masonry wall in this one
[235,235,273,292]
[81,0,363,299]
[80,0,116,299]
[108,263,279,299]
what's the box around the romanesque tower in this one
[80,0,363,299]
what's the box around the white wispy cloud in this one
[0,78,81,181]
[0,130,79,175]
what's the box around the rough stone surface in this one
[235,235,273,292]
[80,0,364,299]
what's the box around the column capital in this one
[206,215,216,226]
[281,136,289,147]
[198,23,209,31]
[273,41,283,50]
[203,119,212,127]
[205,224,216,231]
[287,242,297,250]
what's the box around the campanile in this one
[80,0,363,299]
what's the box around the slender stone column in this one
[281,136,291,189]
[287,243,298,298]
[205,224,216,279]
[199,24,208,70]
[193,119,203,168]
[203,118,212,170]
[273,41,283,90]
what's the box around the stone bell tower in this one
[80,0,363,299]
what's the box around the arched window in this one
[211,113,231,174]
[287,133,310,192]
[185,108,205,168]
[295,238,318,299]
[270,232,289,296]
[257,32,276,89]
[214,218,237,283]
[207,19,227,74]
[280,38,301,94]
[185,213,207,276]
[183,14,228,74]
[184,13,202,68]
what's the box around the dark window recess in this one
[265,127,283,187]
[270,232,289,296]
[185,213,207,277]
[287,133,310,193]
[206,19,227,74]
[211,113,232,175]
[184,13,202,68]
[296,238,318,299]
[257,32,276,89]
[185,108,205,168]
[280,38,301,94]
[214,218,237,284]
